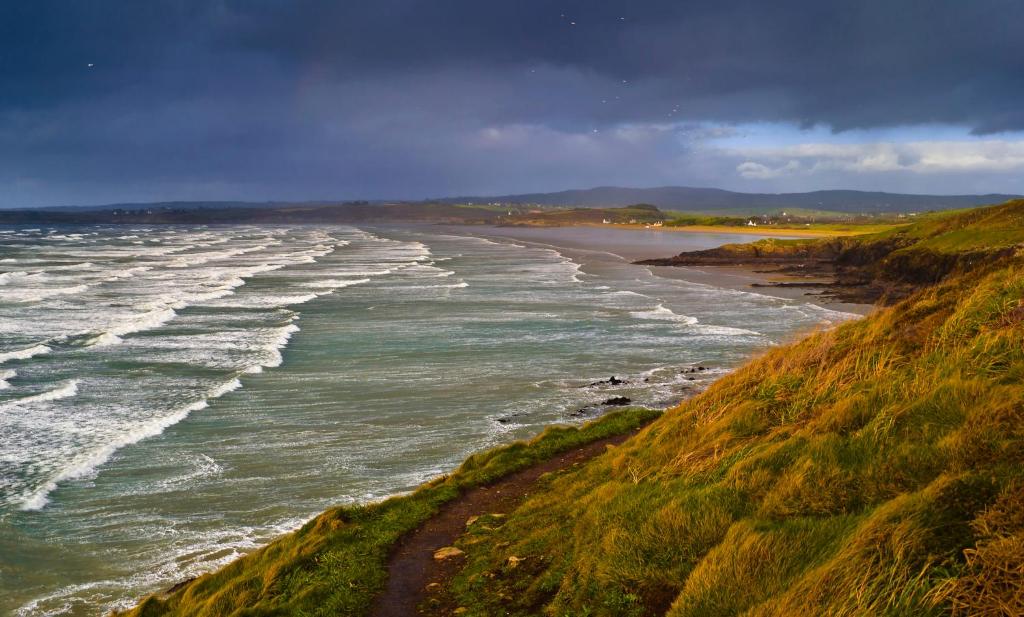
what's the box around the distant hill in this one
[4,188,1020,222]
[0,202,502,225]
[439,186,1021,214]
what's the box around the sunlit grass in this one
[443,201,1024,616]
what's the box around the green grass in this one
[440,201,1024,616]
[663,214,907,235]
[664,215,749,227]
[116,407,661,617]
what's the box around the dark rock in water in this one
[587,375,628,387]
[496,413,526,424]
[643,377,650,383]
[687,377,696,381]
[568,407,593,418]
[602,396,632,406]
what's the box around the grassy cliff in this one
[444,201,1024,616]
[641,201,1024,305]
[121,201,1024,616]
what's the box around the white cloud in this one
[728,139,1024,178]
[737,160,801,179]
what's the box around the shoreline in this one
[543,222,888,238]
[444,224,874,316]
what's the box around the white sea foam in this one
[0,368,15,389]
[1,283,91,303]
[0,343,52,364]
[88,308,178,346]
[608,290,647,297]
[330,268,392,276]
[208,377,242,398]
[14,514,310,616]
[692,324,762,336]
[102,266,153,281]
[43,262,94,271]
[630,304,699,324]
[18,396,207,511]
[11,374,248,512]
[205,293,319,309]
[3,379,79,409]
[243,324,300,373]
[0,271,30,284]
[302,277,371,289]
[400,281,469,290]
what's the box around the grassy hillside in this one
[642,200,1024,305]
[120,201,1024,616]
[441,202,1024,616]
[116,409,660,617]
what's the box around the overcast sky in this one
[2,1,1024,207]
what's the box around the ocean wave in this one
[608,290,647,297]
[302,277,371,289]
[243,324,301,373]
[692,324,762,336]
[165,245,270,268]
[203,293,320,309]
[778,303,862,323]
[0,368,15,390]
[2,379,80,409]
[398,281,469,290]
[14,514,310,616]
[17,375,244,512]
[329,268,392,276]
[630,304,699,324]
[0,271,31,284]
[208,377,243,398]
[102,266,153,281]
[1,283,91,303]
[87,307,178,346]
[43,262,94,271]
[0,343,52,364]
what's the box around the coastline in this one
[556,222,887,238]
[445,224,874,316]
[110,224,881,616]
[6,223,854,615]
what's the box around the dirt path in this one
[369,429,641,617]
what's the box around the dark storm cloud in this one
[1,0,1023,206]
[189,0,1024,130]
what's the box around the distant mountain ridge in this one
[439,186,1021,214]
[4,187,1020,220]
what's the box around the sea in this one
[0,223,858,615]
